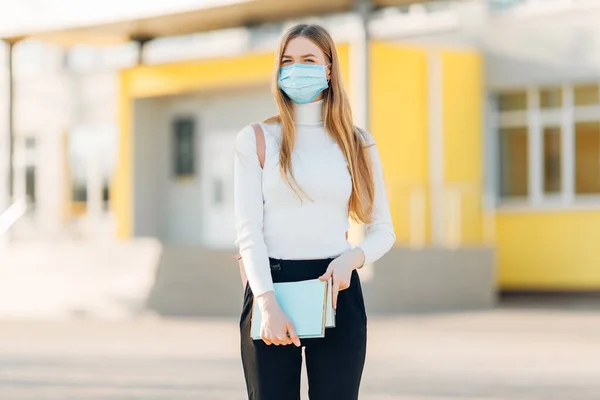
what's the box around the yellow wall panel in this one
[441,50,484,244]
[370,41,429,244]
[127,53,273,98]
[337,45,350,88]
[496,210,600,290]
[112,71,133,238]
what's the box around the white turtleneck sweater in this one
[234,100,396,297]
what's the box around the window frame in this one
[495,83,600,210]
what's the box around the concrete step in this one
[0,241,497,319]
[0,239,161,319]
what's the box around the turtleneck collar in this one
[295,99,324,126]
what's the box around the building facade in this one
[2,0,600,293]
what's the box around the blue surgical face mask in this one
[277,63,329,105]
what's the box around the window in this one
[173,117,196,177]
[575,122,600,194]
[213,178,224,205]
[25,137,37,149]
[574,84,599,106]
[72,180,88,215]
[25,166,36,206]
[498,91,527,112]
[499,127,528,197]
[102,181,110,211]
[543,127,561,194]
[496,84,600,205]
[23,137,37,207]
[540,87,562,109]
[72,183,87,202]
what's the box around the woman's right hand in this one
[256,292,301,347]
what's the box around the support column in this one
[1,40,16,245]
[7,40,14,204]
[349,0,371,130]
[427,50,445,246]
[527,88,542,206]
[348,0,373,277]
[131,36,154,66]
[38,130,67,239]
[2,40,15,212]
[37,47,69,239]
[483,94,498,244]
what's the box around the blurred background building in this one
[1,0,599,318]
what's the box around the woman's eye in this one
[281,59,291,64]
[304,59,315,63]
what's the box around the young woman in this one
[234,23,396,400]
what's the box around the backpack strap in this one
[251,122,266,168]
[236,123,265,288]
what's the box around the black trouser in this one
[240,258,367,400]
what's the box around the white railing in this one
[408,187,427,248]
[391,182,496,248]
[0,197,28,238]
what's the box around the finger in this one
[319,265,333,281]
[287,323,301,347]
[277,333,291,346]
[261,335,272,346]
[339,281,350,291]
[332,281,340,309]
[277,336,292,346]
[284,334,293,345]
[276,336,289,345]
[285,335,293,345]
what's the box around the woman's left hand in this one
[318,248,365,309]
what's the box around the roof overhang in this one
[477,0,600,72]
[1,0,429,46]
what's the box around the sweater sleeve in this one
[357,133,397,264]
[234,125,274,297]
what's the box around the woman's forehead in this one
[283,37,325,59]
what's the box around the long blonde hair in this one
[264,23,375,224]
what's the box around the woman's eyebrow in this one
[282,53,317,58]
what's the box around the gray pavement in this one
[1,308,600,399]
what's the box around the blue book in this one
[251,278,335,340]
